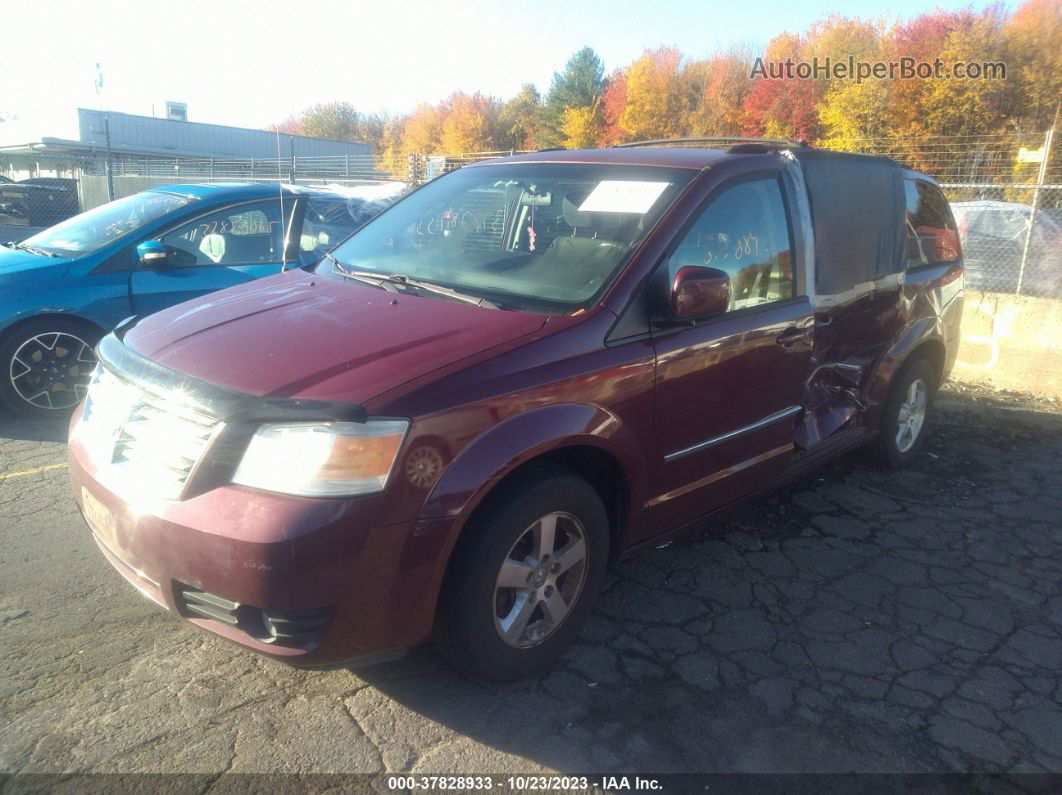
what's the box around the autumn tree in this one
[539,47,605,148]
[497,84,541,150]
[268,102,397,157]
[439,92,501,153]
[1005,0,1062,131]
[743,33,823,141]
[561,103,603,149]
[919,9,1010,138]
[297,102,362,142]
[887,9,978,138]
[268,3,1057,168]
[618,47,690,141]
[599,69,629,145]
[374,114,408,177]
[400,103,444,154]
[813,17,891,148]
[267,115,303,135]
[686,48,755,137]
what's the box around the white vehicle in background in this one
[950,200,1062,297]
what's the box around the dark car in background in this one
[68,142,963,681]
[0,181,402,416]
[0,175,81,228]
[950,200,1062,297]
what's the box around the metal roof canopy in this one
[0,109,374,162]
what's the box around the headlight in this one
[232,420,408,497]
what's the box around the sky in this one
[2,0,997,139]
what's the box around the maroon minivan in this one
[68,142,963,680]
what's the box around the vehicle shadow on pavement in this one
[0,413,71,445]
[353,385,1062,774]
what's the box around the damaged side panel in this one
[796,286,911,449]
[783,152,911,451]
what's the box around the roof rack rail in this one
[613,136,808,150]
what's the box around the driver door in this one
[647,172,814,535]
[130,198,295,316]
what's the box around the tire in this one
[0,317,100,418]
[874,357,936,469]
[434,463,610,682]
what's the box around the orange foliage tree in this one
[619,48,690,141]
[600,70,628,145]
[742,33,824,141]
[1005,0,1062,131]
[686,48,755,137]
[274,4,1057,159]
[440,92,501,153]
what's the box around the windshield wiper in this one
[327,253,497,308]
[384,273,498,309]
[12,242,60,258]
[326,253,400,293]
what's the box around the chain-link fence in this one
[826,131,1060,298]
[2,132,1058,297]
[0,150,520,241]
[0,176,82,236]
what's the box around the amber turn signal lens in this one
[319,431,407,481]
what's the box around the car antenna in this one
[276,129,288,272]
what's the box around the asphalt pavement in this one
[1,381,1060,777]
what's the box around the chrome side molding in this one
[664,405,803,462]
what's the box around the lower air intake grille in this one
[176,585,331,648]
[179,587,240,627]
[260,609,331,644]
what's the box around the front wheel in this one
[874,357,936,468]
[0,318,99,418]
[434,464,610,682]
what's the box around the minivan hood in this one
[124,270,548,405]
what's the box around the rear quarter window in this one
[905,179,960,267]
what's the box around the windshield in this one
[318,163,696,312]
[21,191,193,257]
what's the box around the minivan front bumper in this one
[67,426,447,666]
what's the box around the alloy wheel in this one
[895,377,928,453]
[493,511,589,648]
[9,332,96,410]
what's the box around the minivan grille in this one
[80,367,220,501]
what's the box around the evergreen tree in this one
[539,47,605,148]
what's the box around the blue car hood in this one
[0,245,72,276]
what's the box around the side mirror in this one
[670,266,731,320]
[136,240,168,267]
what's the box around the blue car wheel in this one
[1,317,100,418]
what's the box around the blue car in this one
[0,182,401,416]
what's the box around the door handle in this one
[776,326,812,347]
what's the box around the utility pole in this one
[104,113,114,202]
[1017,104,1058,297]
[94,63,114,202]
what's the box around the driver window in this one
[666,178,795,311]
[157,200,283,267]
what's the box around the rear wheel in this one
[434,464,610,682]
[874,357,936,468]
[0,318,99,418]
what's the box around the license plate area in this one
[81,486,118,550]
